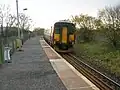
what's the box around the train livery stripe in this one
[62,27,67,43]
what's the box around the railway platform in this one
[0,36,99,90]
[0,36,66,90]
[40,38,99,90]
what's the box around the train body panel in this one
[44,29,52,44]
[44,20,76,53]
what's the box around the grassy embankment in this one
[74,41,120,78]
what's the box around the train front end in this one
[53,21,76,53]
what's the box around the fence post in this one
[0,25,4,64]
[0,40,4,64]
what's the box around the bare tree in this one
[0,4,11,26]
[6,14,16,28]
[19,13,30,30]
[0,5,10,45]
[0,4,5,26]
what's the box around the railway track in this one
[61,53,120,90]
[44,38,120,90]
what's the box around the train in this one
[44,20,76,53]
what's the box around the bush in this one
[74,41,120,77]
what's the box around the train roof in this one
[54,20,74,25]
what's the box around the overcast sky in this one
[0,0,120,30]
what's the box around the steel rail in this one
[61,53,120,90]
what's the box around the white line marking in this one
[69,86,94,89]
[42,46,50,48]
[50,59,63,62]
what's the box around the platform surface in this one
[40,38,100,90]
[0,36,67,90]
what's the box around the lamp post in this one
[16,0,22,51]
[21,8,28,44]
[16,0,20,39]
[16,0,28,50]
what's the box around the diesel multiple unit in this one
[44,20,76,53]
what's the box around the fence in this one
[0,26,30,64]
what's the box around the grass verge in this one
[74,41,120,79]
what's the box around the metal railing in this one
[0,25,31,64]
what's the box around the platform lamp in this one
[21,8,28,45]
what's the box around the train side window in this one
[69,25,75,34]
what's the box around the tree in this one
[33,27,44,36]
[0,5,16,36]
[13,13,33,42]
[0,4,10,26]
[71,14,96,42]
[98,5,120,48]
[94,18,103,30]
[18,13,32,31]
[0,4,33,45]
[6,14,16,28]
[0,4,14,45]
[6,14,16,37]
